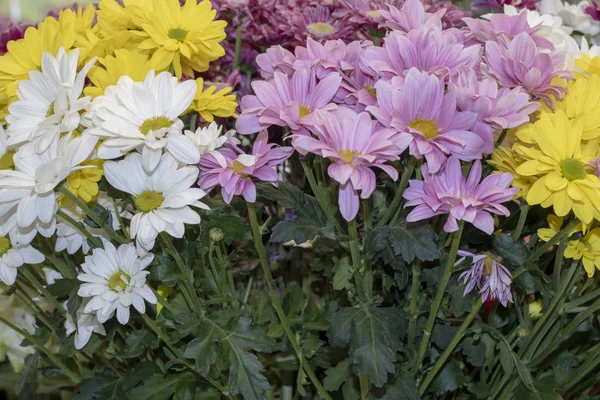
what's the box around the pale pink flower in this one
[457,251,514,306]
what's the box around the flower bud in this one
[209,227,224,242]
[528,299,543,320]
[517,328,529,338]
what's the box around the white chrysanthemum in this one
[0,133,98,245]
[77,241,157,324]
[6,48,96,152]
[184,122,239,156]
[0,236,44,285]
[539,0,600,35]
[0,306,35,372]
[64,300,106,350]
[104,153,209,253]
[0,125,14,170]
[86,70,198,172]
[43,268,63,285]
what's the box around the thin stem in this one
[408,261,421,356]
[0,316,80,383]
[15,289,56,333]
[526,219,579,265]
[513,203,529,239]
[208,242,223,292]
[494,129,508,148]
[216,244,239,309]
[56,209,103,249]
[232,13,244,70]
[301,161,344,233]
[377,157,417,229]
[349,218,369,299]
[412,221,464,375]
[565,286,600,310]
[242,276,254,309]
[553,237,568,292]
[151,286,178,315]
[20,268,65,313]
[561,351,600,394]
[246,202,332,400]
[362,199,372,231]
[419,298,483,394]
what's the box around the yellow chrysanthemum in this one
[537,214,583,242]
[188,78,238,122]
[85,49,154,98]
[62,159,104,204]
[488,145,534,197]
[156,285,174,314]
[0,5,98,119]
[96,0,147,52]
[564,228,600,277]
[515,111,600,224]
[575,54,600,77]
[131,0,227,78]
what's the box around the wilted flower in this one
[457,251,514,306]
[403,156,519,234]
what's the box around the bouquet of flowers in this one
[0,0,599,398]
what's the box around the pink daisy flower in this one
[335,0,406,27]
[422,0,472,29]
[378,0,445,33]
[198,131,294,204]
[485,32,572,106]
[403,155,519,234]
[292,111,403,221]
[289,5,357,44]
[473,0,539,10]
[367,68,483,173]
[457,251,514,306]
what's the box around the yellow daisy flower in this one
[575,54,600,77]
[488,145,534,198]
[564,228,600,277]
[85,49,154,98]
[132,0,227,78]
[188,78,238,122]
[62,159,104,204]
[96,0,147,51]
[537,214,583,242]
[515,111,600,224]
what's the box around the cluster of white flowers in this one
[0,48,236,352]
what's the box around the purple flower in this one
[473,0,539,10]
[256,46,299,79]
[463,12,553,50]
[335,0,407,27]
[485,32,572,106]
[289,5,357,44]
[198,131,294,203]
[457,251,513,306]
[367,68,482,173]
[292,111,402,221]
[585,0,600,21]
[236,67,342,135]
[378,0,445,33]
[448,68,540,153]
[362,26,481,81]
[590,157,600,178]
[0,20,30,56]
[422,0,471,29]
[403,155,519,234]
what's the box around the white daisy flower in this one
[539,0,600,36]
[0,235,44,285]
[64,300,106,350]
[184,122,239,156]
[86,70,198,172]
[0,307,35,372]
[0,133,98,245]
[104,152,209,254]
[77,241,157,324]
[6,48,96,153]
[43,268,63,285]
[0,125,14,170]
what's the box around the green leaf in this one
[323,359,352,392]
[183,324,218,376]
[430,359,465,395]
[388,222,440,263]
[491,233,527,267]
[552,352,579,386]
[432,323,458,350]
[461,338,486,367]
[328,304,407,387]
[121,330,156,358]
[515,271,544,295]
[270,220,320,244]
[499,341,514,375]
[332,257,354,291]
[83,203,113,229]
[382,372,420,400]
[259,182,327,228]
[46,278,78,297]
[449,285,476,317]
[128,373,194,400]
[201,207,251,245]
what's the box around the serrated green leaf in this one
[328,304,407,387]
[323,359,352,392]
[184,325,218,376]
[201,207,251,245]
[270,220,320,244]
[491,233,527,267]
[121,330,156,358]
[382,372,420,400]
[333,257,353,291]
[389,222,440,263]
[128,373,193,400]
[462,338,486,367]
[430,359,465,395]
[449,285,475,317]
[432,323,458,350]
[552,352,579,386]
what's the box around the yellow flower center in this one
[139,116,172,135]
[339,149,360,164]
[560,158,587,181]
[410,119,440,140]
[134,190,164,213]
[366,10,382,18]
[168,28,188,43]
[0,236,11,256]
[108,271,130,292]
[363,85,376,98]
[231,160,248,174]
[46,101,55,118]
[299,105,311,118]
[307,22,336,38]
[483,257,494,277]
[0,150,15,170]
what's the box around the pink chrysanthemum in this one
[236,67,342,135]
[198,130,293,204]
[292,111,403,221]
[378,0,445,32]
[449,68,540,153]
[590,157,600,178]
[403,155,518,234]
[457,251,514,306]
[255,46,300,79]
[335,0,406,27]
[485,32,572,106]
[367,68,483,173]
[289,5,357,43]
[423,0,471,29]
[473,0,539,10]
[362,25,481,81]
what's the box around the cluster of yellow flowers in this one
[0,0,237,204]
[491,59,600,277]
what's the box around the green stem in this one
[232,13,244,70]
[208,242,223,293]
[513,203,529,239]
[526,219,579,265]
[58,186,128,245]
[56,209,103,249]
[242,276,253,309]
[15,289,56,333]
[412,221,464,375]
[151,286,178,315]
[246,202,332,400]
[553,238,568,292]
[216,244,239,309]
[494,129,508,148]
[377,157,417,229]
[408,261,421,356]
[301,161,344,233]
[419,298,483,395]
[0,316,80,383]
[561,350,600,394]
[490,375,510,400]
[362,199,372,231]
[20,268,65,313]
[565,286,600,310]
[349,218,369,299]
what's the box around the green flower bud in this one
[517,328,529,338]
[209,227,224,242]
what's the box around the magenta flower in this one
[335,0,406,27]
[367,68,482,173]
[289,5,357,43]
[473,0,539,10]
[457,251,514,306]
[0,20,30,55]
[378,0,445,33]
[255,46,299,79]
[422,0,471,29]
[362,26,481,81]
[236,67,342,135]
[585,0,600,21]
[198,131,294,204]
[590,157,600,178]
[449,68,540,153]
[485,32,572,106]
[403,156,519,234]
[292,111,402,221]
[463,12,553,50]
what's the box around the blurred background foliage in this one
[0,0,98,22]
